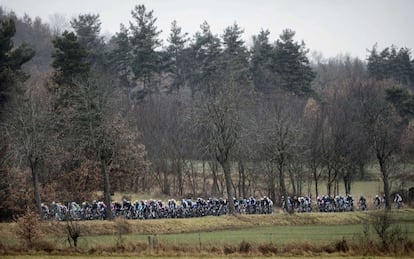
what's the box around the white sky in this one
[1,0,413,59]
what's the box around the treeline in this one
[1,5,414,220]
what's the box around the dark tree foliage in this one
[129,4,162,99]
[385,87,414,120]
[70,13,105,68]
[272,29,315,97]
[222,23,250,85]
[250,29,274,92]
[109,24,132,88]
[368,44,414,87]
[164,20,188,93]
[188,21,222,96]
[51,31,90,87]
[0,18,34,114]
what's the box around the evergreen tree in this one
[385,87,414,119]
[164,20,188,93]
[367,44,383,80]
[51,30,91,116]
[250,29,274,92]
[110,24,132,89]
[51,31,115,219]
[272,29,315,97]
[70,14,105,68]
[396,48,413,86]
[367,44,414,87]
[129,4,162,99]
[222,23,250,84]
[51,31,90,87]
[189,21,222,96]
[0,18,34,113]
[0,17,35,215]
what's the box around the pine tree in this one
[189,21,222,96]
[70,14,105,68]
[272,29,315,97]
[51,31,90,87]
[0,18,34,113]
[129,4,162,99]
[367,45,414,87]
[250,29,274,92]
[51,32,115,219]
[222,23,250,85]
[110,24,132,88]
[164,20,188,93]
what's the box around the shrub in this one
[334,238,349,253]
[358,211,413,255]
[223,244,236,254]
[258,242,278,255]
[14,207,43,249]
[238,240,251,253]
[66,219,81,248]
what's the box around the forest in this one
[1,4,414,220]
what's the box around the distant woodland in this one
[1,5,414,219]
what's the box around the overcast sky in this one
[1,0,413,59]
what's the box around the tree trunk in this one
[211,161,220,196]
[221,159,235,214]
[101,161,113,220]
[190,160,197,197]
[30,160,42,217]
[378,157,391,210]
[289,169,296,197]
[163,170,170,195]
[313,168,319,199]
[278,164,288,211]
[239,161,246,198]
[343,172,351,195]
[177,159,183,196]
[327,168,333,196]
[202,160,207,196]
[269,172,277,206]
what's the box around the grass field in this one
[52,212,414,251]
[1,209,413,257]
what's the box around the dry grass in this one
[1,238,413,257]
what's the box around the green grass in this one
[62,210,414,251]
[75,222,414,248]
[2,210,413,246]
[2,211,414,257]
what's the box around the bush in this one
[223,244,236,254]
[14,207,43,249]
[66,219,81,248]
[238,240,251,253]
[258,242,278,255]
[358,211,413,255]
[334,238,349,253]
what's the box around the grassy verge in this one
[1,209,413,257]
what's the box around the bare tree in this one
[357,80,403,209]
[197,74,247,214]
[303,98,324,198]
[5,78,50,216]
[256,93,304,209]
